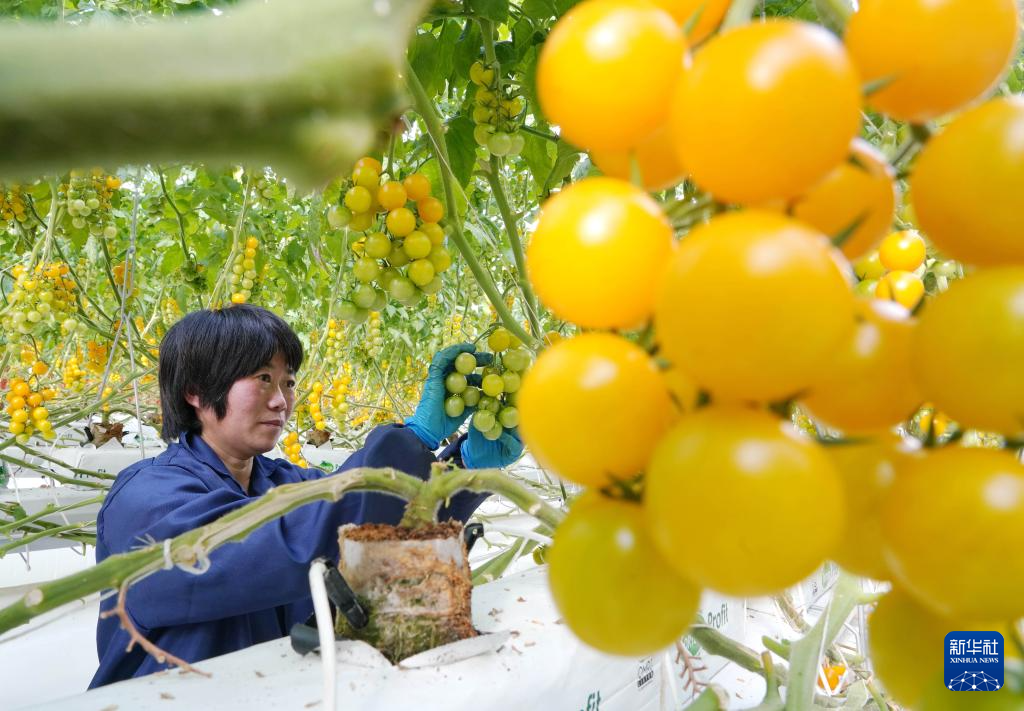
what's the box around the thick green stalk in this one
[0,451,109,489]
[785,572,862,711]
[0,521,95,558]
[399,466,565,530]
[0,466,423,634]
[486,156,543,338]
[405,62,539,349]
[0,0,431,188]
[0,495,105,536]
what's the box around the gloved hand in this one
[462,426,524,470]
[405,343,492,450]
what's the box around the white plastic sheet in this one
[28,566,674,711]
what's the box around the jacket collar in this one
[180,431,280,495]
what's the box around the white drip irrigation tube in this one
[309,559,337,711]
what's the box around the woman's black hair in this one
[158,304,303,442]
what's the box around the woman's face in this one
[188,352,296,459]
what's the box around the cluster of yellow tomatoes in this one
[229,236,262,305]
[0,262,80,339]
[521,0,1023,705]
[329,157,452,318]
[60,169,120,236]
[0,183,28,224]
[469,60,527,157]
[4,374,58,443]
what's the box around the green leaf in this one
[520,0,555,20]
[519,45,543,121]
[434,20,460,88]
[284,238,305,267]
[467,0,509,23]
[445,114,478,188]
[409,31,442,97]
[544,139,581,193]
[553,0,581,15]
[160,248,184,276]
[494,40,515,66]
[521,130,555,191]
[453,20,483,80]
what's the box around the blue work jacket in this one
[90,424,483,688]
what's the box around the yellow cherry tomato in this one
[853,251,886,281]
[911,267,1024,437]
[878,230,926,272]
[376,181,407,211]
[354,156,383,174]
[875,271,924,310]
[347,211,374,232]
[911,97,1024,266]
[589,124,687,192]
[671,20,862,204]
[517,333,674,488]
[790,139,898,259]
[402,173,431,202]
[385,207,416,237]
[845,0,1020,123]
[648,0,730,44]
[645,407,844,596]
[538,0,687,152]
[867,589,1019,708]
[801,299,922,434]
[548,491,700,656]
[416,197,444,224]
[825,434,918,581]
[344,186,372,213]
[527,177,674,329]
[882,446,1024,620]
[654,210,856,402]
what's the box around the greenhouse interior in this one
[1,0,1023,709]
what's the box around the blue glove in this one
[405,343,492,449]
[462,426,524,470]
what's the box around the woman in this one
[90,304,522,687]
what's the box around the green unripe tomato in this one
[501,371,521,394]
[473,409,496,432]
[428,246,452,273]
[421,276,443,295]
[364,232,392,259]
[481,373,505,397]
[502,347,531,372]
[445,372,468,394]
[408,259,436,287]
[403,231,432,260]
[462,386,481,407]
[498,406,519,429]
[473,124,494,146]
[387,243,411,268]
[455,352,477,375]
[444,395,465,418]
[352,284,377,309]
[488,132,512,156]
[352,257,380,283]
[388,276,416,302]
